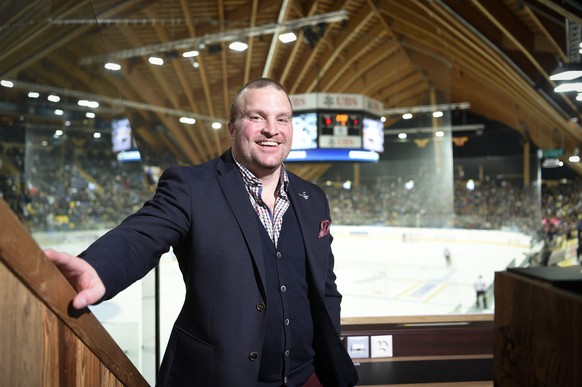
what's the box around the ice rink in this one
[331,226,531,317]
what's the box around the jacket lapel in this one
[215,152,267,295]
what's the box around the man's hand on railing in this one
[44,249,106,309]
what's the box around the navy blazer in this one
[81,151,358,386]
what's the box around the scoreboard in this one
[318,112,362,149]
[287,93,384,162]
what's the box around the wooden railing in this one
[0,199,148,386]
[494,268,582,386]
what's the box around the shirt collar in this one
[232,150,289,194]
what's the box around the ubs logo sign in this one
[290,96,307,108]
[322,94,360,108]
[323,95,335,108]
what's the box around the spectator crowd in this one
[1,139,581,256]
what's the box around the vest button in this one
[249,352,259,361]
[280,285,287,292]
[256,302,266,312]
[276,251,282,259]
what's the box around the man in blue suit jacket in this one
[46,78,358,386]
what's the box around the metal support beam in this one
[79,10,348,65]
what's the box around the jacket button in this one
[256,302,266,312]
[249,352,259,361]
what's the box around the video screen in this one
[362,116,384,152]
[111,117,134,153]
[291,112,318,150]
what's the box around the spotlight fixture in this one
[78,99,99,109]
[148,56,164,65]
[554,82,582,93]
[179,117,196,125]
[104,62,121,71]
[549,63,582,81]
[279,32,297,43]
[229,41,248,52]
[542,158,563,168]
[182,50,199,58]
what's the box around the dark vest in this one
[257,202,315,386]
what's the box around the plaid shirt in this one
[234,156,290,247]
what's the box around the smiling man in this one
[45,78,358,387]
[228,79,293,211]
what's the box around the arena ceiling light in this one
[549,63,582,81]
[182,50,199,58]
[554,82,582,92]
[104,62,121,71]
[148,56,164,65]
[542,158,563,168]
[229,41,248,52]
[279,32,297,43]
[78,99,99,109]
[179,117,196,125]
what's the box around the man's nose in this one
[262,119,278,135]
